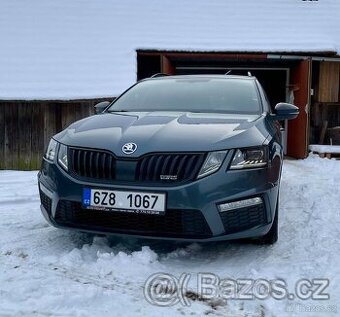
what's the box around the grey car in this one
[38,75,299,244]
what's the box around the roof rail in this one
[225,70,253,76]
[150,73,170,78]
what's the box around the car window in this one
[109,78,261,114]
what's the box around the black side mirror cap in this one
[94,101,110,114]
[272,102,299,120]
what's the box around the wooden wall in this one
[316,61,340,102]
[311,61,340,145]
[0,98,111,170]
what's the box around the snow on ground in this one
[0,155,339,316]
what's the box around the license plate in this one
[82,188,166,215]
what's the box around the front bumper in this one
[38,151,280,242]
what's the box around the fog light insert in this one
[218,197,262,212]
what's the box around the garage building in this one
[1,0,340,169]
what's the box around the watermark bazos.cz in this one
[144,272,331,307]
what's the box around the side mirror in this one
[273,102,299,120]
[94,101,110,114]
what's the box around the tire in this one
[253,197,279,245]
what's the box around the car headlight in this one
[230,146,268,170]
[58,144,68,171]
[197,151,227,179]
[45,139,57,161]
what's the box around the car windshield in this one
[108,77,261,114]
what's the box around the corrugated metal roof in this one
[0,0,339,100]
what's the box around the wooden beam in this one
[139,51,267,60]
[161,55,175,75]
[317,62,340,102]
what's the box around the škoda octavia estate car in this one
[38,75,299,244]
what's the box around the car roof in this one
[143,74,256,81]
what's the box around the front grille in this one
[220,203,267,234]
[69,147,205,184]
[55,200,212,238]
[70,148,116,180]
[136,153,205,182]
[39,189,52,214]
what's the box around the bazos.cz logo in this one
[144,272,331,307]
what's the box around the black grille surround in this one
[135,153,205,182]
[220,203,268,234]
[55,200,212,239]
[68,147,205,185]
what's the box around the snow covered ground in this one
[0,155,339,317]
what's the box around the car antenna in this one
[247,71,252,76]
[225,70,232,75]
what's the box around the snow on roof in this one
[1,0,340,100]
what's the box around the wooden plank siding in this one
[316,61,340,102]
[0,98,112,170]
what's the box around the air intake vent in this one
[55,200,212,238]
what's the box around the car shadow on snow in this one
[52,228,274,263]
[93,233,270,258]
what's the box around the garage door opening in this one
[175,67,289,153]
[176,67,288,111]
[137,54,289,109]
[137,51,310,158]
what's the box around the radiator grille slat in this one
[177,155,188,179]
[169,155,180,175]
[161,156,172,177]
[154,155,164,180]
[183,155,196,179]
[108,155,113,179]
[89,152,93,178]
[147,155,157,181]
[101,153,106,179]
[95,152,100,178]
[83,151,87,178]
[77,150,81,175]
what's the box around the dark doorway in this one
[136,51,311,158]
[137,55,161,80]
[175,67,288,110]
[245,69,287,108]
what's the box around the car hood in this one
[55,112,269,157]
